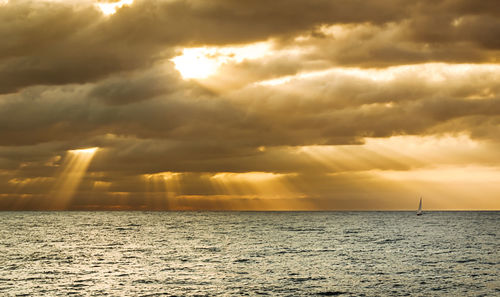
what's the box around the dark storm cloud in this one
[105,0,409,45]
[1,68,499,157]
[1,0,499,93]
[280,22,499,69]
[88,62,184,105]
[0,1,161,94]
[0,80,254,146]
[1,0,500,210]
[403,14,500,50]
[228,68,500,143]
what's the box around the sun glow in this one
[367,165,500,210]
[171,49,219,79]
[296,134,500,210]
[372,166,500,183]
[171,42,271,80]
[50,147,98,209]
[97,0,133,15]
[69,147,98,154]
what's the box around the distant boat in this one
[416,197,423,216]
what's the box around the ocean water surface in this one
[0,211,498,296]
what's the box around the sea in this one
[0,211,498,296]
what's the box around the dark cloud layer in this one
[1,0,499,210]
[1,0,499,93]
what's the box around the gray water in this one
[0,211,498,296]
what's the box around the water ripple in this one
[0,211,498,296]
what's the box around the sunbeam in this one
[50,147,98,209]
[143,171,181,210]
[209,172,295,198]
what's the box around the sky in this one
[0,0,499,210]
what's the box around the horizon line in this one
[0,209,498,212]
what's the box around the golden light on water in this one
[50,147,98,209]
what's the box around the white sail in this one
[416,197,423,215]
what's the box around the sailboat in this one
[416,197,423,216]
